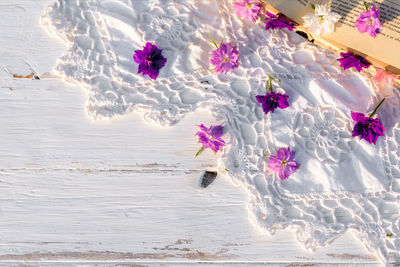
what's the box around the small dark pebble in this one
[34,75,40,80]
[200,171,217,188]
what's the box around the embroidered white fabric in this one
[42,0,400,264]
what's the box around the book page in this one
[265,0,400,72]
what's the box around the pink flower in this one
[355,4,382,37]
[268,147,300,180]
[195,124,225,157]
[372,68,398,86]
[209,42,239,74]
[233,0,263,22]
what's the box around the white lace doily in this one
[42,0,400,264]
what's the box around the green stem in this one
[369,98,385,118]
[195,147,204,157]
[310,3,315,10]
[209,33,219,49]
[267,72,273,92]
[266,72,280,92]
[363,2,369,11]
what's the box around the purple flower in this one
[268,147,300,180]
[209,42,239,74]
[256,92,289,114]
[351,98,386,145]
[337,52,370,72]
[133,42,167,80]
[351,112,386,145]
[195,124,225,156]
[256,73,290,115]
[265,12,295,31]
[355,4,382,37]
[233,0,263,22]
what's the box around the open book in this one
[261,0,400,83]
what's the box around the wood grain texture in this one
[0,0,382,265]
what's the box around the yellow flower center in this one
[246,3,252,9]
[319,15,325,23]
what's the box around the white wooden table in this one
[0,1,382,265]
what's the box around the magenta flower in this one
[355,3,382,37]
[337,52,370,72]
[351,98,386,145]
[265,12,295,31]
[268,147,300,180]
[256,73,289,115]
[195,124,225,157]
[209,42,239,74]
[133,42,167,80]
[233,0,263,22]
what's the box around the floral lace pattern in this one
[222,146,250,178]
[137,4,198,50]
[43,0,400,264]
[293,106,355,163]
